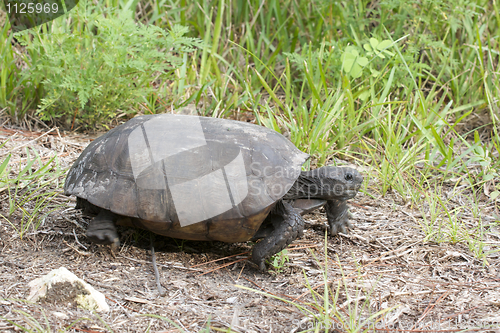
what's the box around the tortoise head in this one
[284,166,363,201]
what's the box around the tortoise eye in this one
[345,173,353,181]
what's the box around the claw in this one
[258,260,266,272]
[110,237,120,252]
[326,200,354,236]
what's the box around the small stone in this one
[27,267,109,312]
[226,296,238,304]
[52,312,69,320]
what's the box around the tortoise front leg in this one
[251,200,305,271]
[325,199,353,235]
[86,209,120,250]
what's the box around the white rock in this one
[27,267,109,312]
[52,312,69,320]
[226,296,238,304]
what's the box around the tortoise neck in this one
[283,171,324,200]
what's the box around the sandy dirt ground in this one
[1,125,499,332]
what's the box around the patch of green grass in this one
[0,21,17,116]
[267,249,290,273]
[0,146,66,239]
[12,2,201,130]
[416,181,500,264]
[0,19,40,122]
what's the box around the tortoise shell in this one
[65,114,309,242]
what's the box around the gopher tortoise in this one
[64,114,363,270]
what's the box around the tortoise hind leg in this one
[86,209,120,250]
[251,200,305,271]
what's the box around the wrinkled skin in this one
[251,201,304,271]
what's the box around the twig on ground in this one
[72,228,87,250]
[190,251,250,268]
[63,240,91,256]
[150,234,166,297]
[196,258,247,276]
